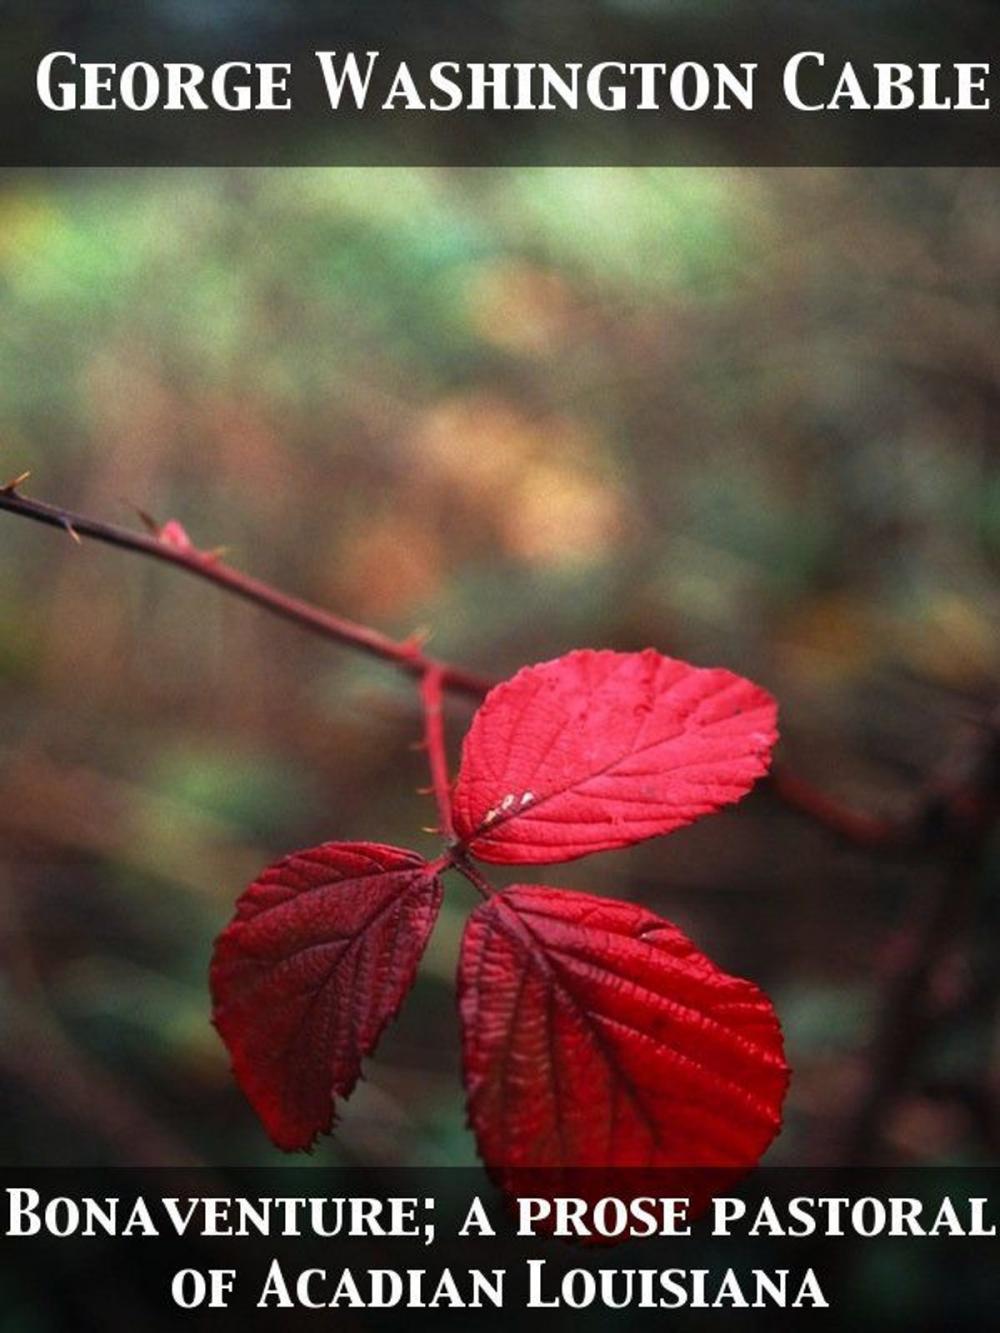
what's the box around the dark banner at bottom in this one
[1,1168,996,1330]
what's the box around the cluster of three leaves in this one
[211,649,789,1185]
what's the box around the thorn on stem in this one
[403,625,433,653]
[1,470,31,495]
[63,519,81,545]
[135,506,160,535]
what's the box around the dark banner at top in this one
[5,0,1000,165]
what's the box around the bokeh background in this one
[0,167,998,1173]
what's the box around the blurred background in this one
[0,167,998,1173]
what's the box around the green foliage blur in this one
[0,168,998,1172]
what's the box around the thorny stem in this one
[419,665,454,841]
[0,479,926,848]
[0,486,493,700]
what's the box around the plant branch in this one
[0,485,492,699]
[839,706,1000,1164]
[0,479,916,850]
[419,665,455,841]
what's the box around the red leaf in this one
[452,648,778,864]
[459,885,788,1193]
[211,841,442,1151]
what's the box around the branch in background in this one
[0,868,204,1168]
[0,478,925,848]
[841,706,1000,1164]
[769,767,908,849]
